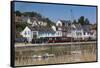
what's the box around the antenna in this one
[70,9,73,45]
[70,9,74,23]
[70,9,73,61]
[70,9,81,61]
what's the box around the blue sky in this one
[14,2,97,24]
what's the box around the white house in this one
[27,17,47,26]
[20,18,96,43]
[20,25,60,42]
[56,20,70,27]
[56,20,63,26]
[90,30,96,40]
[81,25,93,40]
[20,26,33,42]
[56,20,71,37]
[56,20,83,39]
[56,20,93,40]
[66,24,84,40]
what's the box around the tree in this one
[73,20,77,24]
[78,16,90,25]
[43,18,55,27]
[22,11,42,18]
[92,24,97,30]
[85,18,90,25]
[78,16,85,25]
[15,11,56,34]
[16,22,28,32]
[15,11,22,16]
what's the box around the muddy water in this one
[15,42,97,66]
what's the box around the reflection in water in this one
[15,42,97,66]
[32,53,55,62]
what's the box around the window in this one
[58,32,60,35]
[28,31,30,35]
[33,32,37,35]
[62,23,65,26]
[84,32,85,35]
[76,32,82,36]
[58,23,61,26]
[24,31,27,35]
[49,38,52,40]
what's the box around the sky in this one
[14,2,97,24]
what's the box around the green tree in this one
[73,20,77,24]
[15,11,22,16]
[16,22,28,32]
[78,16,85,25]
[85,18,90,25]
[22,11,42,18]
[43,18,55,27]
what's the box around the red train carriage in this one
[31,36,95,44]
[47,36,74,43]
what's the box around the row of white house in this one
[20,18,96,42]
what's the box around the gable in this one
[56,20,62,26]
[20,26,31,36]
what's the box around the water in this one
[15,42,97,66]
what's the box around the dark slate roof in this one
[21,15,28,22]
[60,20,70,23]
[81,25,92,32]
[29,17,44,22]
[60,20,71,26]
[72,23,82,30]
[56,26,71,32]
[58,24,91,32]
[56,23,82,32]
[28,26,55,33]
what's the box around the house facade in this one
[20,26,33,42]
[20,25,62,42]
[27,17,47,26]
[56,20,94,40]
[56,20,84,39]
[20,19,96,43]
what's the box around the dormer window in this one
[62,23,65,26]
[28,31,30,35]
[24,31,27,35]
[84,32,85,35]
[58,23,61,26]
